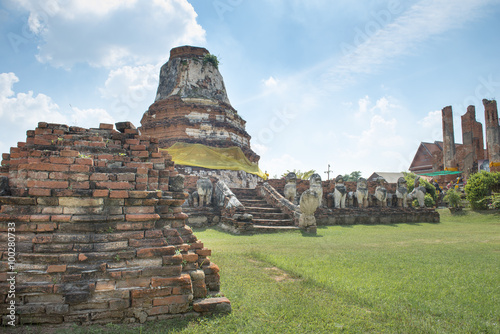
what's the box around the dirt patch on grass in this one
[247,258,302,283]
[264,266,302,283]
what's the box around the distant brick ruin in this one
[410,99,500,177]
[0,122,229,326]
[484,99,500,172]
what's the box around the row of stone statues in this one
[285,172,428,209]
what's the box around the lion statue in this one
[334,175,347,208]
[284,172,297,203]
[356,177,369,208]
[396,177,408,208]
[308,173,323,207]
[374,177,388,207]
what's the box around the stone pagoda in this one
[139,46,263,188]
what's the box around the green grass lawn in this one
[49,209,500,333]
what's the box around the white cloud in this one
[0,72,116,154]
[324,0,495,88]
[418,109,441,129]
[357,114,404,149]
[263,76,279,88]
[70,107,114,128]
[12,0,206,68]
[101,64,159,100]
[356,95,399,117]
[252,142,269,155]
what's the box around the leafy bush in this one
[412,193,436,208]
[489,193,500,209]
[403,172,437,201]
[443,188,461,208]
[203,54,219,69]
[464,171,500,210]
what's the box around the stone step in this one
[243,206,282,213]
[252,225,300,232]
[252,218,294,226]
[248,212,289,220]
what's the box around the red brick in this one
[145,230,163,238]
[151,274,191,288]
[90,173,109,181]
[93,189,109,197]
[115,278,150,289]
[131,287,172,300]
[28,171,49,179]
[153,295,188,306]
[129,238,167,247]
[49,172,70,180]
[29,188,52,197]
[95,280,115,291]
[182,253,198,263]
[51,215,71,222]
[136,246,175,258]
[27,163,69,172]
[195,248,211,256]
[70,181,90,189]
[47,264,67,273]
[125,206,155,214]
[97,181,132,190]
[32,235,53,243]
[115,221,155,231]
[75,158,93,165]
[49,156,75,164]
[125,139,140,145]
[130,145,147,151]
[117,173,136,182]
[137,167,149,175]
[110,190,129,198]
[100,123,114,130]
[89,142,106,148]
[60,150,79,157]
[27,180,69,188]
[30,215,51,222]
[131,150,149,158]
[37,223,57,232]
[126,213,160,221]
[34,137,52,145]
[148,305,169,316]
[70,165,90,173]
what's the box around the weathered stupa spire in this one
[139,46,264,186]
[154,46,230,104]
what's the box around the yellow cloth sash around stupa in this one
[164,142,267,180]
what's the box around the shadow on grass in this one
[41,314,232,334]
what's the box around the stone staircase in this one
[230,188,298,232]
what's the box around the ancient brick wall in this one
[0,122,228,326]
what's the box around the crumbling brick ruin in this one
[441,106,457,171]
[411,100,499,179]
[0,122,229,326]
[483,99,500,172]
[461,105,484,174]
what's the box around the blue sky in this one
[1,0,500,179]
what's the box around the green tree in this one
[342,171,362,182]
[464,171,500,210]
